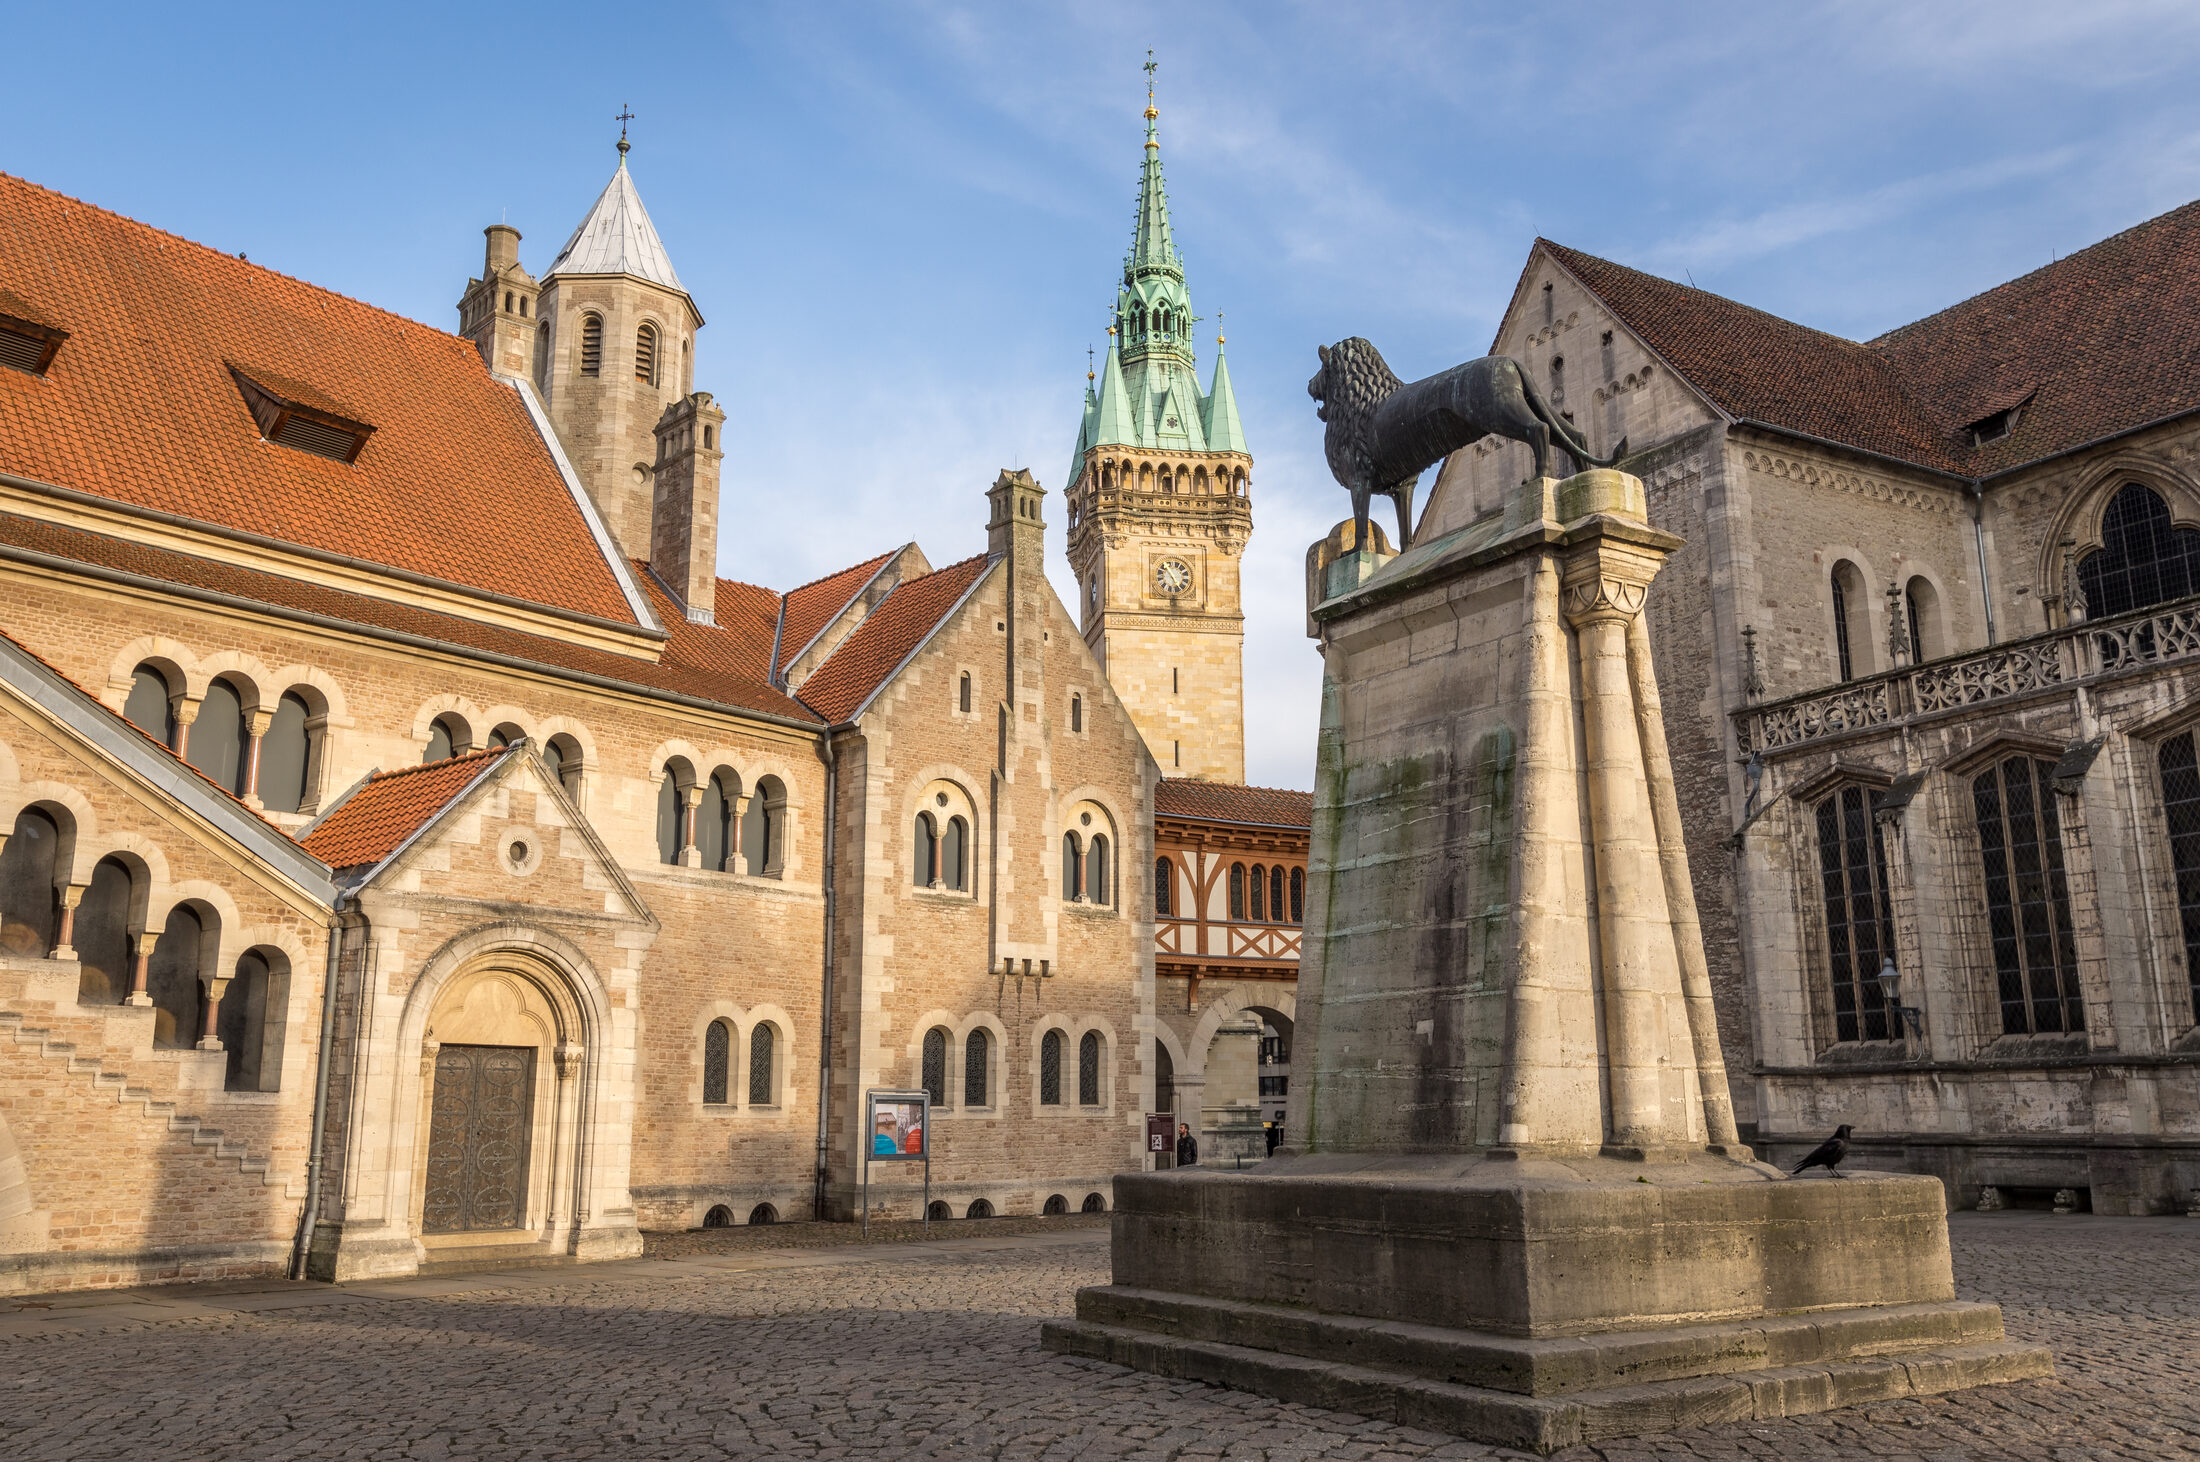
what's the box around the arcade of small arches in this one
[653,758,789,876]
[1084,457,1248,500]
[0,801,295,1091]
[120,658,335,816]
[910,1019,1116,1115]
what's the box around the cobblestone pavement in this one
[1,1212,2193,1460]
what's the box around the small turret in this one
[456,225,540,380]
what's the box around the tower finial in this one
[1217,309,1225,347]
[1143,50,1158,146]
[615,104,636,159]
[1088,343,1096,381]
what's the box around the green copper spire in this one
[1202,329,1248,457]
[1066,57,1250,477]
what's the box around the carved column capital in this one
[1558,531,1669,631]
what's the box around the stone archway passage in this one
[422,1044,534,1233]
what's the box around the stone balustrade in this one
[1735,593,2200,756]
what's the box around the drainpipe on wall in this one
[1968,479,1997,645]
[811,734,838,1222]
[290,893,348,1281]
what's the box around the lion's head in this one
[1308,338,1405,490]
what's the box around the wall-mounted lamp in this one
[1875,957,1924,1041]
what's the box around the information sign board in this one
[862,1088,931,1237]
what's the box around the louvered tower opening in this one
[580,314,603,377]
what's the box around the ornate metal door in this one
[423,1044,534,1233]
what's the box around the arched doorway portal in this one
[413,955,586,1244]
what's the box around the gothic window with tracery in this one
[2079,483,2200,618]
[1972,755,2085,1036]
[1812,786,1895,1042]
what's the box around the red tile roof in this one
[1154,779,1313,829]
[300,749,508,870]
[1541,199,2200,477]
[776,550,897,674]
[0,172,639,623]
[0,512,820,723]
[795,554,991,724]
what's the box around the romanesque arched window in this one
[943,817,968,892]
[1078,1031,1101,1106]
[743,776,787,877]
[703,1020,731,1105]
[656,768,683,865]
[1830,561,1868,681]
[958,672,972,714]
[1063,832,1083,901]
[1229,862,1246,920]
[1972,755,2084,1035]
[963,1027,990,1107]
[425,713,469,763]
[914,812,939,888]
[580,313,603,376]
[2156,729,2200,1025]
[1812,785,1895,1043]
[147,902,212,1051]
[1903,577,1939,663]
[186,677,250,796]
[74,855,137,1006]
[1039,1029,1062,1105]
[1154,857,1173,917]
[258,690,314,814]
[217,946,284,1092]
[124,663,175,748]
[2079,483,2200,618]
[1070,693,1082,733]
[748,1023,775,1106]
[0,807,59,960]
[921,1026,949,1106]
[1086,834,1110,907]
[700,772,735,872]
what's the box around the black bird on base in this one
[1791,1124,1855,1177]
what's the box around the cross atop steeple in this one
[615,104,636,158]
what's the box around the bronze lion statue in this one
[1308,338,1626,550]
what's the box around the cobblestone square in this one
[1,1212,2193,1461]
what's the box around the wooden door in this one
[423,1044,534,1233]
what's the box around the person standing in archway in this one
[1175,1122,1198,1168]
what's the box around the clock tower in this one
[1064,70,1252,783]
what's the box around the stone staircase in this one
[0,962,303,1199]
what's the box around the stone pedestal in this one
[1044,470,2050,1450]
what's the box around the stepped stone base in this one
[1042,1155,2053,1451]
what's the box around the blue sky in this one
[14,2,2200,787]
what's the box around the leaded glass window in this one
[748,1023,775,1105]
[1154,857,1173,917]
[1813,786,1895,1042]
[963,1027,989,1107]
[922,1027,948,1106]
[1270,866,1286,924]
[2161,731,2200,1025]
[1062,833,1082,900]
[703,1021,730,1105]
[943,817,967,891]
[1972,755,2085,1035]
[1831,571,1856,681]
[1289,867,1305,924]
[1249,863,1266,921]
[1086,834,1109,906]
[1229,863,1246,920]
[2079,483,2200,619]
[914,813,938,887]
[1078,1031,1100,1106]
[1039,1030,1062,1105]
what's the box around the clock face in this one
[1154,558,1193,596]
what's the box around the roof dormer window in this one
[1968,408,2016,446]
[0,289,67,377]
[229,365,375,464]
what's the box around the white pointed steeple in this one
[545,148,690,303]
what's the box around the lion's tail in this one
[1518,364,1627,470]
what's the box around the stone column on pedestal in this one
[125,931,157,1007]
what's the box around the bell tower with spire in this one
[1064,59,1252,782]
[531,117,707,576]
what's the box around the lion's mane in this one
[1312,337,1406,491]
